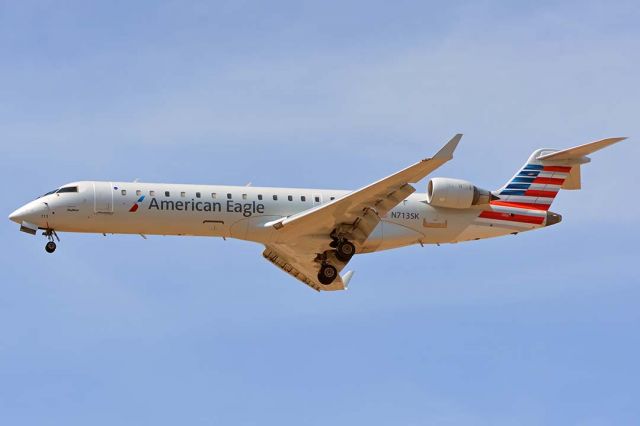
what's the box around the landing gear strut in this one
[43,229,59,254]
[318,263,338,285]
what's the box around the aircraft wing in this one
[262,244,354,292]
[262,134,461,291]
[266,134,462,246]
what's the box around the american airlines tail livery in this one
[9,135,627,291]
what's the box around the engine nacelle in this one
[426,178,492,209]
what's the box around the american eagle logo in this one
[129,195,145,212]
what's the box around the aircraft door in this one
[93,182,114,213]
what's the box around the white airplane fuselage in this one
[9,180,548,253]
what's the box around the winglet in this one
[432,133,463,161]
[341,270,354,289]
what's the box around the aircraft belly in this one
[57,209,231,237]
[373,220,425,251]
[360,224,383,253]
[453,218,542,242]
[230,215,283,243]
[453,223,517,241]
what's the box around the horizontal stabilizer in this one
[537,137,627,161]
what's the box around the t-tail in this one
[493,137,627,224]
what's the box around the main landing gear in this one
[317,237,356,285]
[318,263,338,285]
[335,240,355,262]
[330,237,356,262]
[43,229,59,254]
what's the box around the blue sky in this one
[1,1,639,424]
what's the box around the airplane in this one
[8,135,627,291]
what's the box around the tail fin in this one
[495,137,627,211]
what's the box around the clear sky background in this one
[1,1,639,424]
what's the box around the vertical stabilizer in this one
[494,137,627,210]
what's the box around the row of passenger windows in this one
[120,189,336,202]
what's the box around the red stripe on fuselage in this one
[491,200,551,210]
[479,210,545,224]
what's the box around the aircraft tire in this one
[45,241,57,253]
[318,263,338,285]
[335,241,355,262]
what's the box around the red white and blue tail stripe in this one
[494,162,572,211]
[476,149,571,227]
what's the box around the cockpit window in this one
[39,186,79,198]
[57,186,78,193]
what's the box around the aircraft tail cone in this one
[546,211,562,227]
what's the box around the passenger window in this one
[180,191,186,198]
[121,190,127,196]
[330,196,335,200]
[242,194,247,200]
[258,194,263,200]
[288,195,293,201]
[150,190,155,196]
[196,192,201,198]
[227,193,232,199]
[136,190,142,196]
[165,191,170,197]
[315,196,320,202]
[301,196,306,202]
[211,193,217,199]
[273,195,278,201]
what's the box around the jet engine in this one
[426,178,492,209]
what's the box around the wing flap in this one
[262,246,347,291]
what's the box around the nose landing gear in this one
[43,229,59,254]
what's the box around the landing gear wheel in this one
[45,241,57,253]
[318,263,338,285]
[335,240,356,262]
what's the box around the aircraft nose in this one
[9,202,42,225]
[9,206,27,224]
